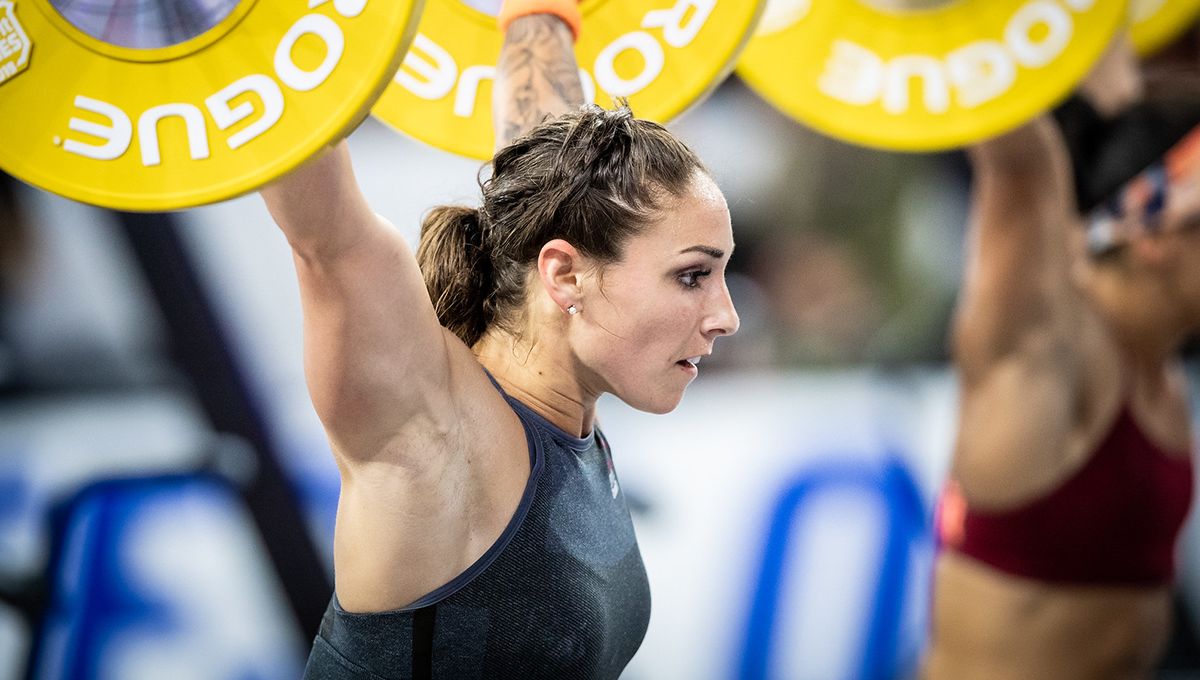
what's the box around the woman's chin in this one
[617,387,687,415]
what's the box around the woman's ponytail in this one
[416,206,492,347]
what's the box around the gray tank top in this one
[303,375,651,679]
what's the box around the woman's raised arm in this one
[954,38,1141,382]
[953,116,1084,380]
[260,143,456,465]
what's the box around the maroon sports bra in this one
[939,407,1194,586]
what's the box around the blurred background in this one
[1,74,1199,680]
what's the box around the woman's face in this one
[1097,129,1200,325]
[571,173,740,414]
[1161,182,1200,325]
[1148,136,1200,324]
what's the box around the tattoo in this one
[494,14,586,149]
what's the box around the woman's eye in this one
[680,269,712,288]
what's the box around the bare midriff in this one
[924,551,1173,680]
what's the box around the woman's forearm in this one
[493,13,585,149]
[261,141,377,261]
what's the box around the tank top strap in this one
[480,367,595,453]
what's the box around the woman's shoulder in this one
[331,344,537,614]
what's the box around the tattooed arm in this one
[493,13,586,149]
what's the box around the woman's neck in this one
[473,328,599,438]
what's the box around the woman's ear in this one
[538,239,584,314]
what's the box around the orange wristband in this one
[498,0,582,41]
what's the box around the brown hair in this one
[416,105,709,347]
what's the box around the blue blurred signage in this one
[739,456,929,680]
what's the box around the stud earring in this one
[567,304,578,315]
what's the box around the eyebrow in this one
[679,245,726,259]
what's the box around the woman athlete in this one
[925,39,1200,680]
[260,2,739,677]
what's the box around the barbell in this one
[738,0,1128,152]
[0,0,424,211]
[371,0,768,160]
[0,0,1195,210]
[1131,0,1200,56]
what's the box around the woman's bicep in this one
[293,216,458,458]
